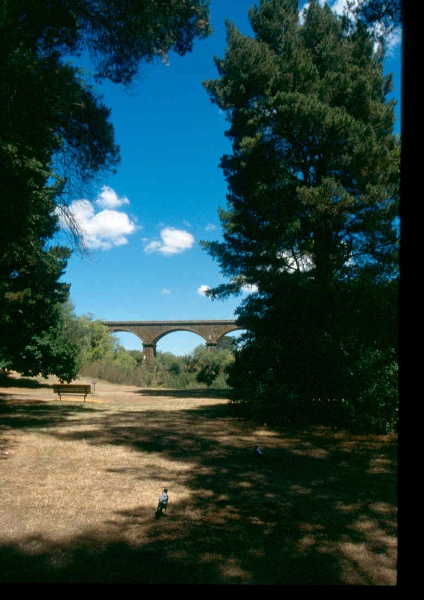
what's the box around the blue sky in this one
[59,0,402,356]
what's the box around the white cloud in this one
[205,223,217,231]
[277,250,314,273]
[197,284,211,296]
[143,240,162,254]
[242,283,259,294]
[64,187,137,250]
[301,0,353,14]
[161,288,172,295]
[144,227,195,256]
[327,0,349,14]
[383,27,401,56]
[301,1,401,52]
[96,185,130,209]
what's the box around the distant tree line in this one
[80,341,235,390]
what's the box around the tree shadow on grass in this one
[0,400,98,433]
[0,512,344,585]
[0,398,397,584]
[0,373,52,389]
[131,387,231,399]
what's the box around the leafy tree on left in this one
[0,0,211,379]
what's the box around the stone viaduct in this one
[103,320,242,363]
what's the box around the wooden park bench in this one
[53,384,92,401]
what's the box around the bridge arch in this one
[104,320,243,363]
[156,330,209,355]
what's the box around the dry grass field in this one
[0,372,398,585]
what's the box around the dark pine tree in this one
[201,0,399,432]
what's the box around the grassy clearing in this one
[0,373,397,584]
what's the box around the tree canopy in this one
[0,0,211,378]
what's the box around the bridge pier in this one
[206,342,218,351]
[142,343,156,365]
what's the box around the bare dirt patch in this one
[0,372,397,584]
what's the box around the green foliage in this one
[341,346,399,433]
[353,0,402,34]
[193,346,234,388]
[0,237,73,377]
[114,349,138,370]
[79,341,234,390]
[0,0,211,378]
[227,277,398,432]
[76,315,118,365]
[1,0,212,213]
[0,301,81,382]
[201,0,399,432]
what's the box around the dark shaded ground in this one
[0,378,398,585]
[0,373,51,389]
[133,388,231,399]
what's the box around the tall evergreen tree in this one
[202,0,399,431]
